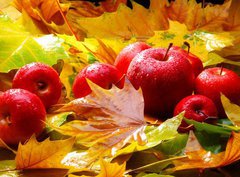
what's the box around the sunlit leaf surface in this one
[0,16,68,72]
[50,81,146,163]
[15,136,75,169]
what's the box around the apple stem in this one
[183,41,190,53]
[220,64,224,76]
[163,43,173,61]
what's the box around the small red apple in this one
[195,67,240,117]
[0,89,46,144]
[114,42,151,74]
[127,47,195,118]
[171,46,203,77]
[12,62,62,109]
[174,94,218,131]
[72,63,124,98]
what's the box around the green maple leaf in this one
[0,15,68,72]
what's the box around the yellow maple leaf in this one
[15,136,75,169]
[72,0,168,39]
[147,21,233,64]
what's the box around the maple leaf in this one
[223,0,240,31]
[172,131,240,171]
[70,0,168,39]
[15,136,75,169]
[50,80,146,163]
[0,16,68,72]
[49,80,183,169]
[186,0,231,31]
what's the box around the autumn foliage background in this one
[1,0,240,177]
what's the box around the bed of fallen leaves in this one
[1,0,240,176]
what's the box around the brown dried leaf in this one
[51,81,146,162]
[15,136,75,169]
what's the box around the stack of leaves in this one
[1,0,240,176]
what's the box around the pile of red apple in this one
[0,62,62,144]
[2,41,240,145]
[73,41,240,131]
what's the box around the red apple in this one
[72,63,124,98]
[114,42,151,74]
[127,47,195,118]
[195,67,240,117]
[0,89,46,144]
[171,46,203,77]
[12,62,62,109]
[174,94,218,131]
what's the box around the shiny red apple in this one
[127,47,195,118]
[12,62,62,109]
[0,89,46,144]
[174,94,218,131]
[72,63,124,98]
[195,67,240,117]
